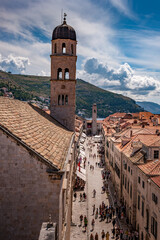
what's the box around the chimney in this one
[130,130,133,138]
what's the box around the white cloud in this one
[0,0,121,72]
[38,70,49,76]
[80,58,160,101]
[0,54,30,74]
[108,0,135,19]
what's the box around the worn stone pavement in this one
[71,137,113,240]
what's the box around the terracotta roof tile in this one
[0,97,73,170]
[110,112,127,118]
[151,176,160,188]
[138,160,160,176]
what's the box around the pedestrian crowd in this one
[72,136,139,240]
[74,191,87,202]
[74,177,85,190]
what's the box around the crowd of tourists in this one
[74,176,85,190]
[72,136,139,240]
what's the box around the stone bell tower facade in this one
[50,15,77,131]
[92,103,97,135]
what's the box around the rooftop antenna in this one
[61,9,63,24]
[63,12,67,24]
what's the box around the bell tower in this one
[92,103,97,135]
[50,14,77,131]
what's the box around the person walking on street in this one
[101,230,105,240]
[112,227,115,239]
[106,232,110,240]
[84,216,88,232]
[95,208,98,219]
[90,233,94,240]
[109,211,112,222]
[112,218,116,228]
[95,232,99,240]
[93,189,96,198]
[74,192,77,201]
[106,212,109,223]
[120,229,123,239]
[92,204,95,215]
[80,214,83,226]
[91,218,95,231]
[80,193,82,202]
[83,192,86,201]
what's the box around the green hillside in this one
[0,70,143,118]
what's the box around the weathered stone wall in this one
[0,130,61,240]
[50,80,76,131]
[121,154,137,228]
[149,180,160,240]
[92,104,97,135]
[50,38,77,132]
[51,39,77,58]
[51,55,77,80]
[136,169,160,240]
[114,146,121,198]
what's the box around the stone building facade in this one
[136,162,160,240]
[92,103,97,135]
[103,113,160,239]
[0,98,76,240]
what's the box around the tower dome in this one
[52,14,76,41]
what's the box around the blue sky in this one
[0,0,160,104]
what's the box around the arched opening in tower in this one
[54,43,57,53]
[62,95,65,105]
[58,95,61,105]
[65,95,68,105]
[65,68,69,79]
[71,44,74,55]
[62,43,66,54]
[57,68,62,79]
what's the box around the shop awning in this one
[80,150,85,156]
[76,169,86,182]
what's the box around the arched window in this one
[62,95,64,105]
[54,43,57,53]
[57,68,62,79]
[58,95,61,105]
[65,95,68,105]
[62,43,66,54]
[65,68,69,80]
[71,44,74,54]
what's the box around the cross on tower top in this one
[63,13,67,24]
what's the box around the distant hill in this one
[0,70,143,118]
[76,79,143,117]
[137,101,160,114]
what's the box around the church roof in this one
[0,97,73,170]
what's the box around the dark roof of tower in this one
[52,18,76,41]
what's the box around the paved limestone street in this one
[71,136,114,240]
